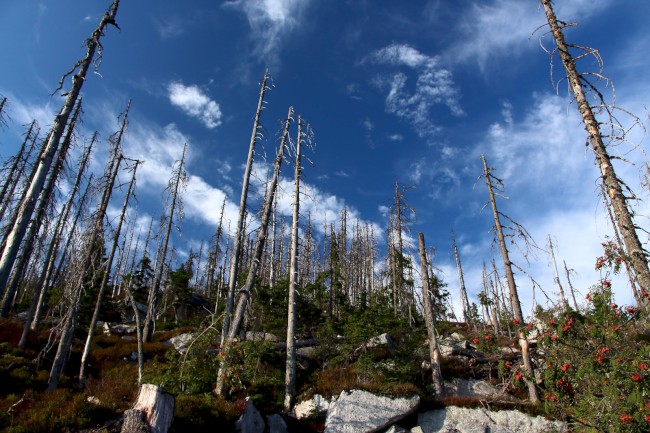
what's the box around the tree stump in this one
[121,384,175,433]
[121,409,149,433]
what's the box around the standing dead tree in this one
[143,144,188,342]
[481,154,539,403]
[418,232,444,397]
[451,230,471,324]
[539,0,650,296]
[1,100,83,317]
[0,0,120,296]
[388,182,415,319]
[215,106,293,397]
[600,183,642,306]
[79,157,141,382]
[547,235,568,310]
[0,121,39,221]
[284,116,304,411]
[48,129,124,391]
[222,70,271,345]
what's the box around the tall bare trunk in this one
[48,145,123,392]
[0,121,39,219]
[540,0,650,295]
[451,230,470,324]
[284,116,303,411]
[482,154,539,403]
[0,0,120,295]
[600,183,642,306]
[418,232,444,397]
[563,261,579,311]
[1,100,82,317]
[79,158,139,382]
[215,106,292,396]
[547,235,568,310]
[222,70,270,345]
[143,144,187,342]
[30,172,94,336]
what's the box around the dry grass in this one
[312,365,419,399]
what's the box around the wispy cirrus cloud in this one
[448,0,614,67]
[153,17,186,39]
[223,0,311,64]
[167,82,222,129]
[367,44,463,142]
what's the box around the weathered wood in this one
[122,384,174,433]
[284,118,303,410]
[120,409,149,433]
[541,0,650,296]
[418,232,444,397]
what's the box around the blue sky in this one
[1,0,649,318]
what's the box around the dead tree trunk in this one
[206,198,225,303]
[47,125,124,392]
[143,144,187,342]
[121,384,175,433]
[284,116,303,411]
[600,183,642,306]
[29,172,94,337]
[222,70,270,345]
[0,121,39,218]
[79,158,140,382]
[547,235,568,310]
[1,100,82,317]
[0,0,120,295]
[563,260,579,311]
[215,106,292,396]
[418,232,444,397]
[451,230,471,324]
[482,154,539,404]
[540,0,650,295]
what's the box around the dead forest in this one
[0,1,649,432]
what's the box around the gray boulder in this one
[164,332,195,354]
[235,398,265,433]
[416,406,566,433]
[267,414,288,433]
[294,394,333,419]
[443,378,520,402]
[366,333,397,356]
[325,390,420,433]
[103,322,137,336]
[245,331,279,342]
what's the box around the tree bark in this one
[451,230,471,324]
[541,0,650,295]
[143,144,187,342]
[222,70,270,345]
[284,116,303,411]
[418,232,444,397]
[122,384,175,433]
[0,0,120,296]
[215,106,292,396]
[79,157,139,382]
[0,121,38,219]
[1,100,82,317]
[47,137,123,391]
[481,154,539,404]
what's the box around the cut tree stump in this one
[121,384,175,433]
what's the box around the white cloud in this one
[482,93,590,193]
[167,82,222,129]
[449,0,614,67]
[153,17,186,39]
[248,162,382,241]
[223,0,310,63]
[368,44,462,142]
